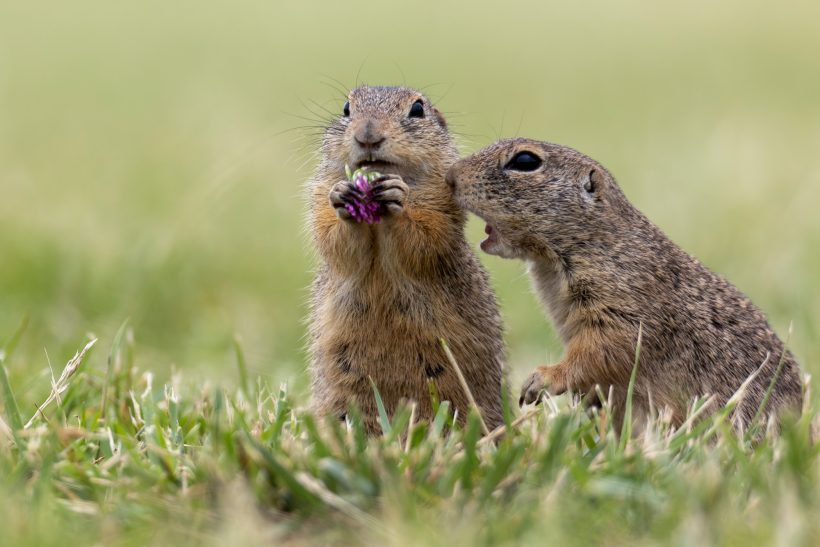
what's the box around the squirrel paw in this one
[371,175,409,217]
[519,365,567,406]
[329,180,365,221]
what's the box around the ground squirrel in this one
[447,138,803,428]
[307,86,506,432]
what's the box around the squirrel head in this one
[322,86,457,184]
[447,138,626,260]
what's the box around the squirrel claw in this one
[371,175,409,216]
[519,370,547,406]
[329,181,365,221]
[519,365,565,406]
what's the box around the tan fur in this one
[447,138,803,429]
[307,86,506,433]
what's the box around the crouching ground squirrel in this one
[307,86,506,432]
[447,138,802,428]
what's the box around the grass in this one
[2,0,819,387]
[1,329,819,546]
[2,0,820,544]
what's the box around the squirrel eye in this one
[343,101,350,117]
[408,99,424,118]
[504,151,542,172]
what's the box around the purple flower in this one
[345,166,382,225]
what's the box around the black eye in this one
[408,99,424,118]
[504,151,542,172]
[343,101,350,117]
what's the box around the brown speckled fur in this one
[307,86,506,433]
[447,138,802,428]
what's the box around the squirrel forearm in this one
[547,327,636,393]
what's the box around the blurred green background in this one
[1,0,818,400]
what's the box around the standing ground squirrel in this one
[447,138,803,428]
[307,86,506,432]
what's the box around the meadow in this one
[1,1,820,545]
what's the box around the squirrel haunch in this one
[307,86,506,433]
[447,138,803,428]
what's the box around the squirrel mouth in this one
[356,160,395,172]
[480,223,499,252]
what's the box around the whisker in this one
[354,59,368,88]
[318,75,350,98]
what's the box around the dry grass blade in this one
[440,339,490,436]
[478,406,541,446]
[24,338,97,429]
[749,322,793,429]
[677,394,717,434]
[727,353,769,410]
[405,402,417,452]
[725,352,770,431]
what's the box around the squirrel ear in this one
[584,168,604,194]
[433,108,448,129]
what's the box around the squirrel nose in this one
[354,121,385,150]
[355,134,385,150]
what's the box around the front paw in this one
[519,365,567,406]
[371,175,409,217]
[329,180,364,221]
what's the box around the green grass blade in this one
[619,322,643,451]
[233,335,250,398]
[748,322,793,437]
[0,358,22,432]
[368,376,392,436]
[102,319,129,414]
[431,401,451,438]
[0,316,29,362]
[427,377,441,416]
[244,433,320,509]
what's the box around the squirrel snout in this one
[355,135,385,150]
[354,122,385,151]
